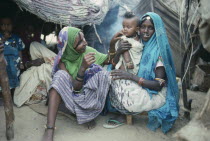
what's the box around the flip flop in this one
[103,119,125,129]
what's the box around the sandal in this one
[103,119,125,129]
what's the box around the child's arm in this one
[123,51,134,69]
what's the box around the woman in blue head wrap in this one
[106,12,179,133]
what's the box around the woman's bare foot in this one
[42,129,54,141]
[85,120,96,130]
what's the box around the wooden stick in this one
[126,115,132,125]
[0,52,15,140]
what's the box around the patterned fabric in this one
[110,79,167,114]
[50,69,111,124]
[0,34,25,88]
[137,12,179,133]
[84,64,103,84]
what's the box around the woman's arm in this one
[110,30,123,53]
[59,61,85,91]
[59,52,96,92]
[107,31,132,67]
[111,66,166,91]
[102,31,124,65]
[140,67,166,91]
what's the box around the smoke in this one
[95,6,124,53]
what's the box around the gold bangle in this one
[155,78,166,86]
[109,52,116,56]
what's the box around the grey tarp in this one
[199,0,210,53]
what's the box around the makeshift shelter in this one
[13,0,110,26]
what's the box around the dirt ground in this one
[0,90,207,141]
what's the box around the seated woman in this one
[14,41,56,107]
[43,26,115,141]
[105,12,179,133]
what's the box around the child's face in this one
[122,18,139,37]
[1,18,13,36]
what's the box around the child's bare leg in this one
[119,64,126,70]
[123,51,134,69]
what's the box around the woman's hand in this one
[116,40,132,55]
[111,70,135,80]
[81,52,96,70]
[110,30,124,46]
[111,40,132,66]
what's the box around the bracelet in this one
[155,78,165,86]
[73,89,81,93]
[138,77,144,85]
[76,77,83,82]
[77,73,84,79]
[44,125,56,130]
[109,52,116,56]
[107,52,116,64]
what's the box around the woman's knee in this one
[49,88,61,99]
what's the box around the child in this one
[0,16,25,89]
[115,12,143,75]
[110,12,147,113]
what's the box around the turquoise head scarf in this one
[138,12,179,133]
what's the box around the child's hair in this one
[123,11,140,26]
[123,11,136,19]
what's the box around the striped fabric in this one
[50,70,111,124]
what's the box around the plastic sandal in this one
[103,119,125,129]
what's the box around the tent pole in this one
[0,49,15,140]
[151,0,154,12]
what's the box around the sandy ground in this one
[0,90,207,141]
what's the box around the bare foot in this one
[85,120,96,130]
[42,129,54,141]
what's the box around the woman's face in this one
[140,19,155,42]
[74,32,87,53]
